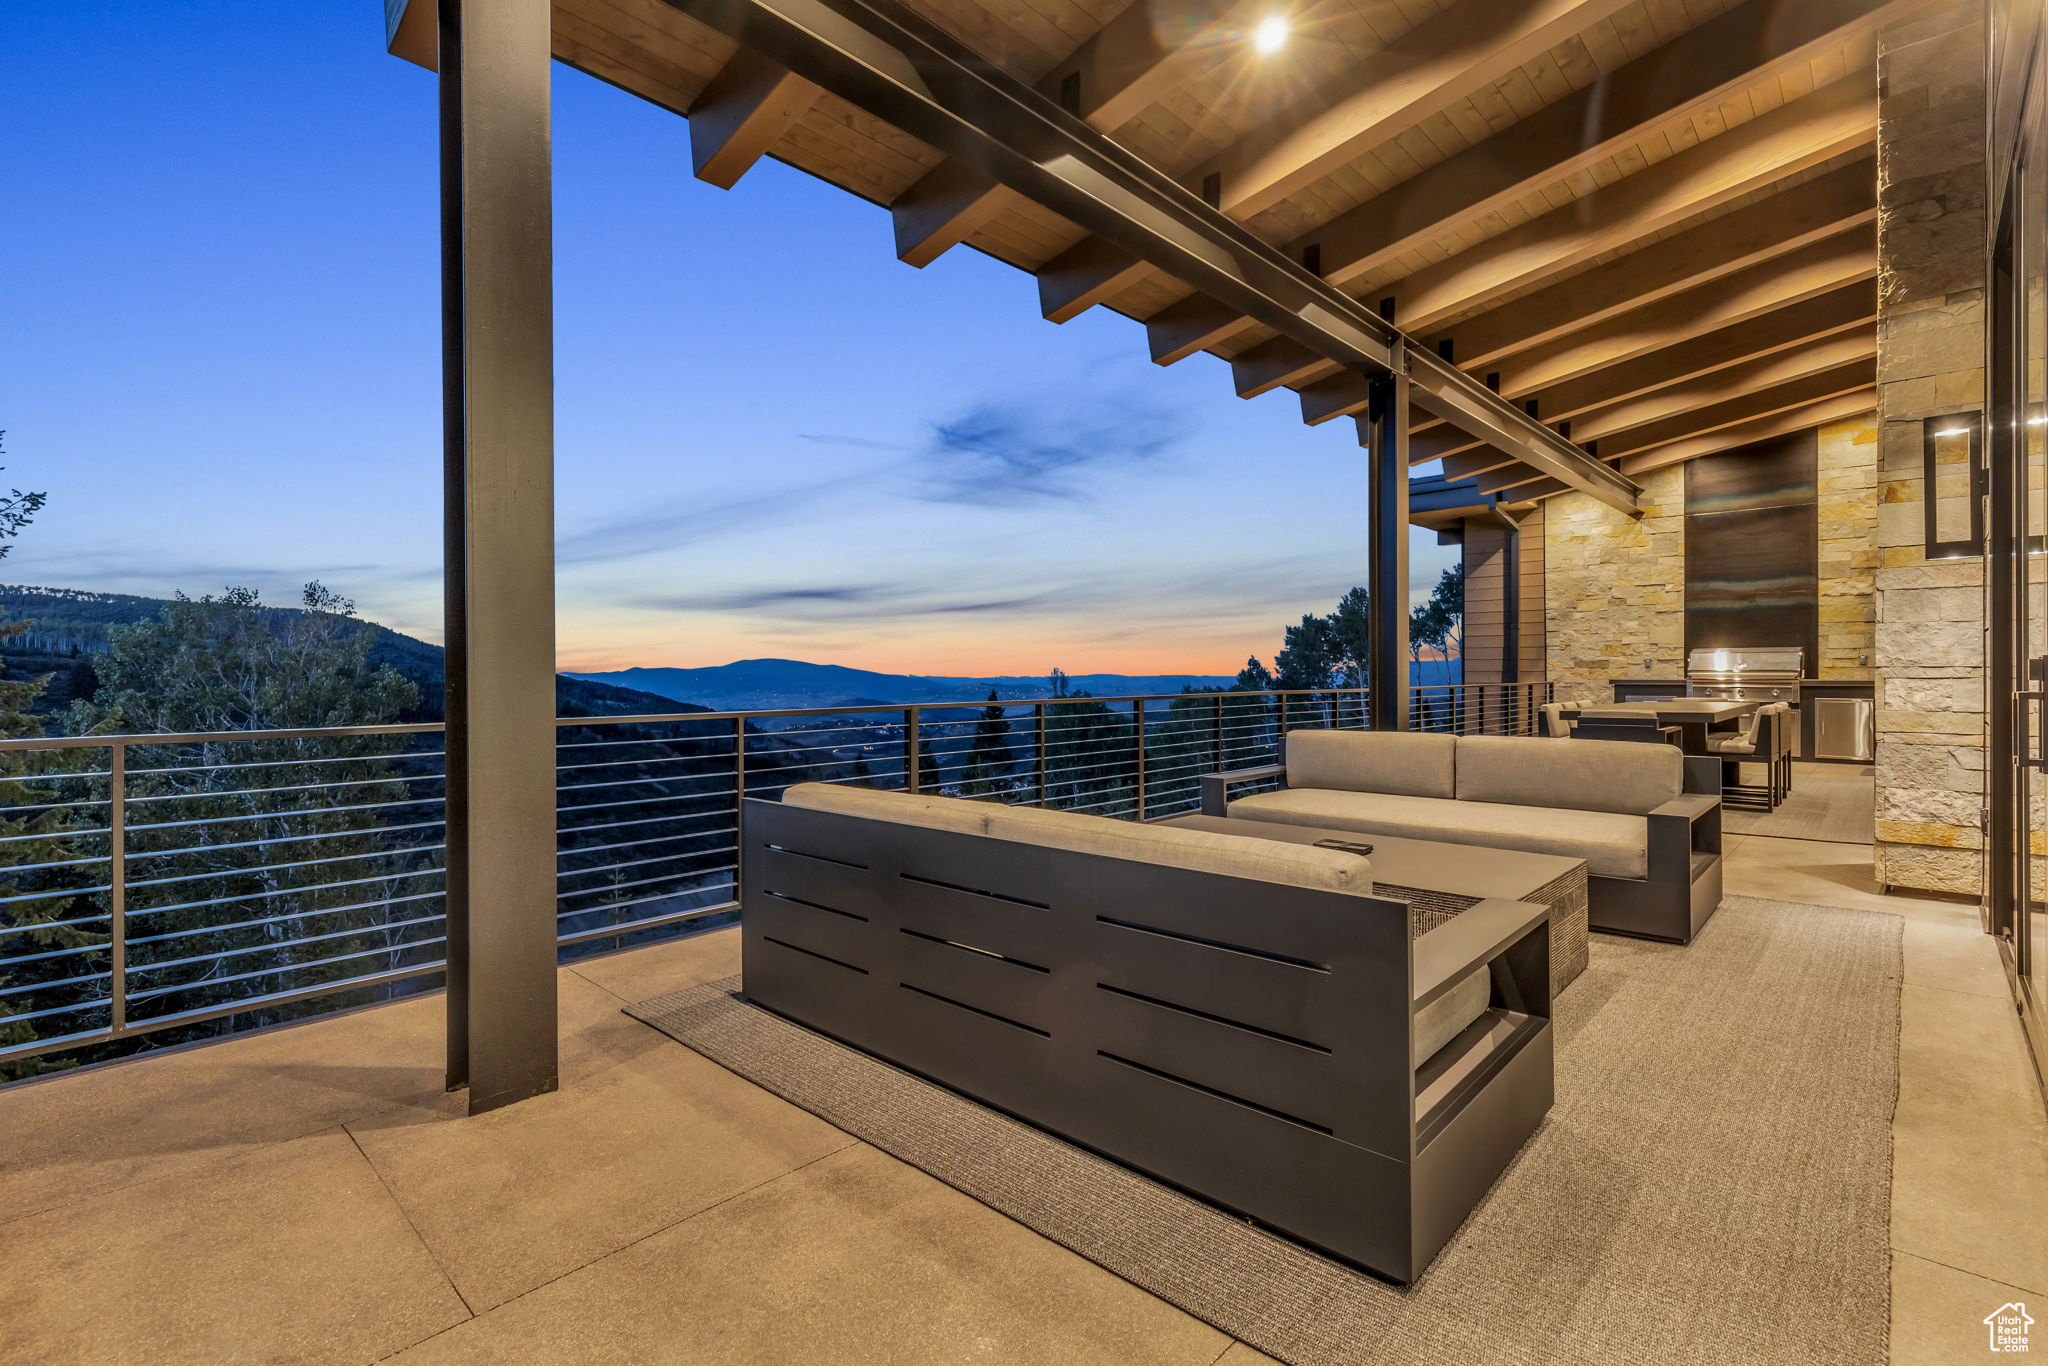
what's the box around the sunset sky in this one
[6,2,1454,678]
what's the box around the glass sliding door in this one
[1988,0,2048,1095]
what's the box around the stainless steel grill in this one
[1684,647,1805,707]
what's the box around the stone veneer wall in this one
[1817,413,1881,680]
[1873,2,1989,896]
[1541,428,1878,696]
[1543,465,1684,699]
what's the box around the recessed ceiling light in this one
[1253,15,1289,53]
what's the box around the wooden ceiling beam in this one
[1189,0,1640,221]
[1570,333,1879,447]
[1040,0,1265,133]
[1144,293,1256,364]
[1413,280,1877,462]
[891,159,1012,267]
[1475,461,1549,495]
[1442,448,1520,481]
[1590,358,1878,459]
[1298,0,1896,293]
[1230,338,1342,399]
[1298,370,1374,425]
[1501,477,1569,504]
[1038,237,1150,322]
[688,48,821,189]
[1617,390,1878,475]
[1427,161,1875,370]
[890,0,1266,270]
[1385,70,1877,332]
[1514,280,1878,424]
[1486,223,1877,396]
[1040,0,1639,324]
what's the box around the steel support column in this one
[1367,367,1410,732]
[440,0,560,1113]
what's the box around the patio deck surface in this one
[3,830,2042,1364]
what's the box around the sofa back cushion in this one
[1454,734,1680,816]
[782,782,992,835]
[1285,729,1457,799]
[985,804,1375,897]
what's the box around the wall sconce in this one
[1923,411,1984,558]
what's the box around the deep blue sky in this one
[4,2,1451,675]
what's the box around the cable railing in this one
[0,679,1551,1074]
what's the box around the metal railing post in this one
[905,706,921,793]
[107,741,126,1036]
[1212,694,1224,771]
[1035,703,1048,807]
[1133,698,1147,821]
[733,715,747,801]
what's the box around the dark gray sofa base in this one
[739,796,1553,1284]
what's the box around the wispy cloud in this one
[632,578,1098,622]
[8,546,393,593]
[914,393,1186,506]
[555,474,868,566]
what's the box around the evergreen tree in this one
[1430,563,1466,663]
[1043,689,1135,816]
[1328,587,1371,687]
[1225,657,1279,769]
[0,449,94,1071]
[63,584,431,1046]
[959,690,1016,797]
[916,735,945,794]
[1274,613,1342,728]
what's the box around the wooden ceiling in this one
[450,0,1905,509]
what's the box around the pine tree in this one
[959,690,1017,797]
[1225,657,1278,769]
[60,583,429,1048]
[0,446,95,1072]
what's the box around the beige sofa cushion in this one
[1285,729,1457,799]
[1454,734,1680,817]
[781,782,992,835]
[1416,968,1492,1067]
[985,803,1374,897]
[1230,787,1649,880]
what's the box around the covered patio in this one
[2,836,2038,1363]
[5,0,2047,1360]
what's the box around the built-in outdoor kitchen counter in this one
[1604,678,1876,763]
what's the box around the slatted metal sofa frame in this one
[738,794,1554,1284]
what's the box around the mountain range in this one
[0,585,693,722]
[565,660,1239,712]
[0,585,1457,721]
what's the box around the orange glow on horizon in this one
[552,630,1459,678]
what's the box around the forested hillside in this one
[0,585,686,726]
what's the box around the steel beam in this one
[1367,367,1411,732]
[656,0,1640,514]
[440,0,560,1114]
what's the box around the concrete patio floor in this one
[3,830,2042,1364]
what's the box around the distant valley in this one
[0,586,1456,723]
[566,659,1240,713]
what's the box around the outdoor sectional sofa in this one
[1202,730,1723,944]
[739,782,1555,1283]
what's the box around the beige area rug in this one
[1724,763,1876,845]
[628,896,1902,1366]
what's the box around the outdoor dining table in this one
[1575,698,1759,755]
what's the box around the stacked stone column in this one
[1873,2,1990,896]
